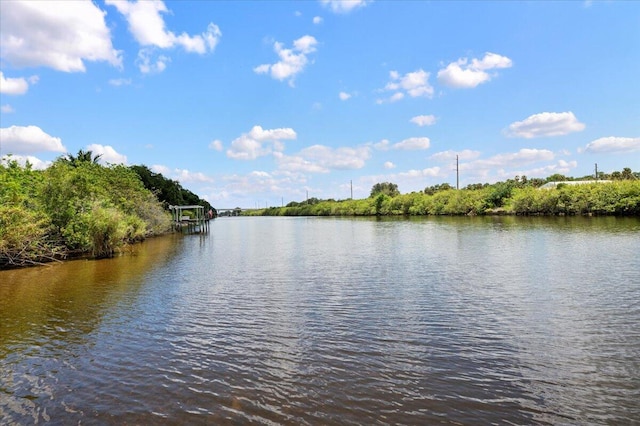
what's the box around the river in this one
[1,216,639,425]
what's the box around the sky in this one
[1,0,639,208]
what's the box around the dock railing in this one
[169,205,210,233]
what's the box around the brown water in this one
[1,216,639,425]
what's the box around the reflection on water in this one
[1,217,639,424]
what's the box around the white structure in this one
[540,180,612,189]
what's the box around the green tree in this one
[424,183,453,195]
[621,167,635,180]
[370,182,400,198]
[60,149,103,167]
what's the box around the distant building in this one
[540,180,613,189]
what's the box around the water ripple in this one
[1,217,639,424]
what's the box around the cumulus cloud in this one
[372,137,430,151]
[583,136,640,154]
[460,149,555,173]
[338,92,353,101]
[313,16,323,24]
[106,0,221,54]
[254,35,318,86]
[209,139,223,151]
[373,139,390,151]
[430,149,481,162]
[379,69,433,102]
[151,164,171,175]
[383,161,396,169]
[392,137,431,150]
[1,105,15,113]
[506,111,586,138]
[410,114,437,127]
[136,48,170,74]
[86,144,127,164]
[499,160,578,181]
[227,125,297,160]
[437,52,512,88]
[0,0,122,72]
[396,167,441,179]
[1,154,52,170]
[0,72,35,95]
[150,164,213,183]
[173,168,214,183]
[276,145,371,173]
[320,0,370,14]
[0,125,66,154]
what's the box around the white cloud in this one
[254,35,318,86]
[506,111,586,138]
[383,161,396,169]
[174,168,214,183]
[0,125,66,154]
[397,167,441,179]
[150,164,213,183]
[227,125,297,160]
[105,0,221,54]
[276,145,371,173]
[339,91,352,100]
[430,149,481,162]
[274,152,329,174]
[584,136,640,154]
[313,16,323,24]
[410,114,437,127]
[392,137,431,150]
[0,72,34,95]
[86,144,127,164]
[0,0,122,72]
[1,154,51,170]
[1,105,15,113]
[136,48,170,74]
[503,160,578,180]
[380,69,433,102]
[209,139,223,151]
[460,148,555,173]
[151,164,171,175]
[320,0,370,14]
[373,139,390,151]
[437,52,512,88]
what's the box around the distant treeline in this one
[0,151,211,268]
[245,170,640,218]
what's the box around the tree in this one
[424,183,453,195]
[546,173,568,182]
[621,167,635,180]
[61,149,102,167]
[370,182,400,198]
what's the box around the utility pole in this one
[456,155,459,190]
[595,163,598,181]
[350,180,353,199]
[306,190,308,202]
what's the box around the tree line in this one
[0,151,212,268]
[245,168,640,218]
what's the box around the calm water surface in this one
[1,216,639,425]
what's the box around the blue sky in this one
[1,0,638,208]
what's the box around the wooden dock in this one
[169,205,211,234]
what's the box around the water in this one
[1,216,639,425]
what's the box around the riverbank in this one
[244,180,640,217]
[0,154,210,270]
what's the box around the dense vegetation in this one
[1,152,210,269]
[130,165,213,212]
[245,170,640,218]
